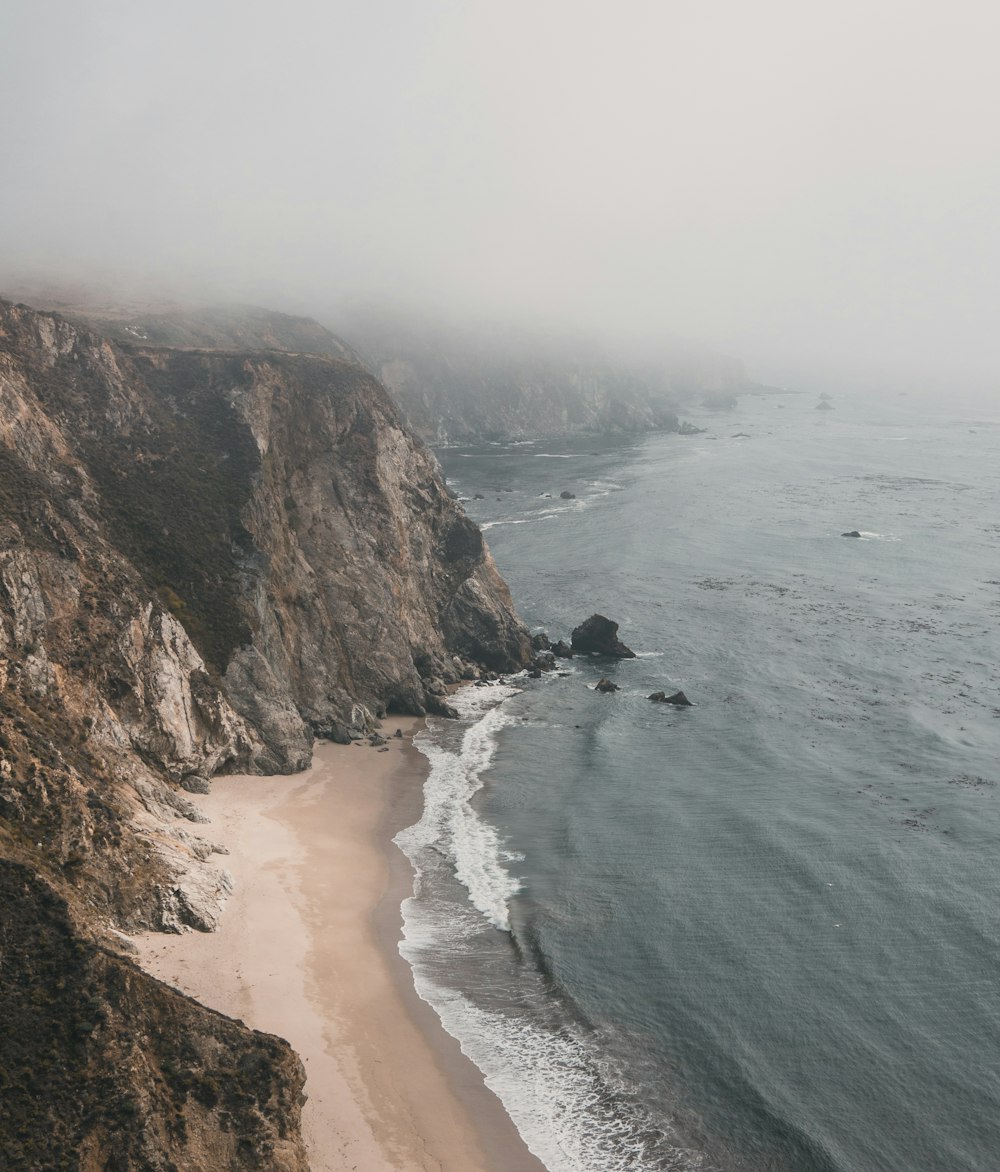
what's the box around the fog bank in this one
[2,0,998,396]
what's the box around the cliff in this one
[0,298,531,1168]
[338,308,749,443]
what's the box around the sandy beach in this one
[134,721,544,1172]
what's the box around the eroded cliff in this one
[0,297,531,1168]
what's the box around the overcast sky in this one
[2,0,998,392]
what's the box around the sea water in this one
[395,390,1000,1171]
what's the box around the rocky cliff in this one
[338,308,750,443]
[0,297,531,1168]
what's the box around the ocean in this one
[394,390,1000,1172]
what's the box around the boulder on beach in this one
[594,678,619,693]
[649,690,692,706]
[571,614,636,658]
[841,530,861,538]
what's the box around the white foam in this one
[481,514,559,531]
[398,943,697,1172]
[395,685,703,1172]
[396,685,522,930]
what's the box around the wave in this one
[395,685,522,930]
[395,687,708,1172]
[481,514,560,531]
[406,969,703,1172]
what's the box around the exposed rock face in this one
[0,297,532,1164]
[571,614,637,658]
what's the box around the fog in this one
[2,0,998,396]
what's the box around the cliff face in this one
[0,298,531,1167]
[338,310,749,444]
[340,313,678,443]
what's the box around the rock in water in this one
[571,614,636,658]
[649,690,692,706]
[594,678,620,693]
[816,400,834,411]
[552,640,574,658]
[533,650,557,672]
[560,490,576,499]
[841,530,862,538]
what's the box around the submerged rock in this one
[571,614,636,658]
[560,490,576,499]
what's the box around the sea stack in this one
[571,614,636,658]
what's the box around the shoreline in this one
[133,720,544,1172]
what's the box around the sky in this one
[2,0,998,393]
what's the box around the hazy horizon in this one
[3,1,998,398]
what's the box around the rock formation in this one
[571,614,637,658]
[0,297,532,1166]
[594,678,620,693]
[336,307,755,443]
[649,690,693,706]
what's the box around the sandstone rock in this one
[179,774,211,795]
[571,614,636,658]
[425,693,459,719]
